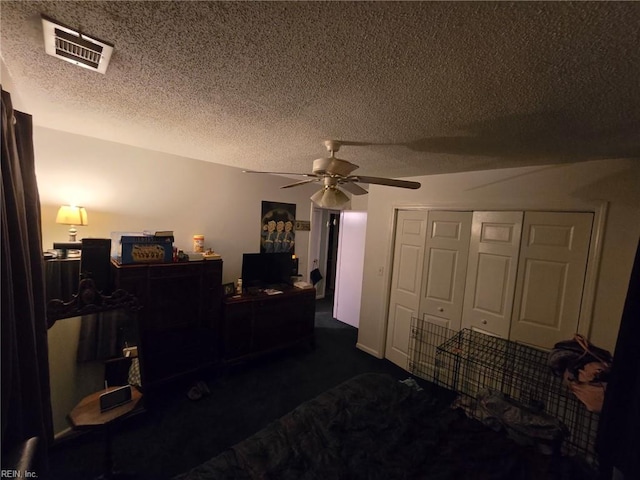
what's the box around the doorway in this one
[325,212,340,300]
[311,209,368,327]
[309,208,341,300]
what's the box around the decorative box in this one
[119,235,173,264]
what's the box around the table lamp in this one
[56,205,88,242]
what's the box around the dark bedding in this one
[174,373,594,480]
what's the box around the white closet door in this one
[385,210,427,368]
[419,211,472,331]
[462,211,524,337]
[510,211,593,349]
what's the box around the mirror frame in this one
[47,277,141,328]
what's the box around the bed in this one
[174,373,595,480]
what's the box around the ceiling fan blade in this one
[349,176,421,189]
[332,140,384,147]
[339,181,368,195]
[243,170,316,177]
[280,178,319,189]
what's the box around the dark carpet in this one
[48,296,408,480]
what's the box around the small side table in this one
[68,387,143,479]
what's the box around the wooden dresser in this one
[222,287,316,365]
[111,259,223,389]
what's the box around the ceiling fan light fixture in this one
[310,186,350,209]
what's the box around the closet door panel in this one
[510,211,593,348]
[419,211,472,331]
[385,210,427,368]
[462,211,523,338]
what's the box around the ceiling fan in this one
[244,140,421,209]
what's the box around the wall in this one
[33,126,319,284]
[357,159,640,356]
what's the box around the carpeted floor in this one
[47,295,408,480]
[314,292,352,329]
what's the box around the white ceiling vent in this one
[42,15,114,74]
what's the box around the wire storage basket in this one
[408,317,600,465]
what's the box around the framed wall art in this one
[260,201,296,254]
[294,220,311,231]
[222,282,236,297]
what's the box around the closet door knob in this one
[482,319,488,325]
[438,307,444,312]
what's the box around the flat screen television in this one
[241,253,294,289]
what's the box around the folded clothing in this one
[548,334,612,412]
[549,334,612,381]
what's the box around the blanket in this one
[174,373,594,480]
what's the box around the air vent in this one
[42,15,113,74]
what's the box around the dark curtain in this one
[597,239,640,480]
[44,258,80,304]
[1,88,52,474]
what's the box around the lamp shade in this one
[56,205,88,226]
[310,187,350,209]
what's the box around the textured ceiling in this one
[1,1,639,178]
